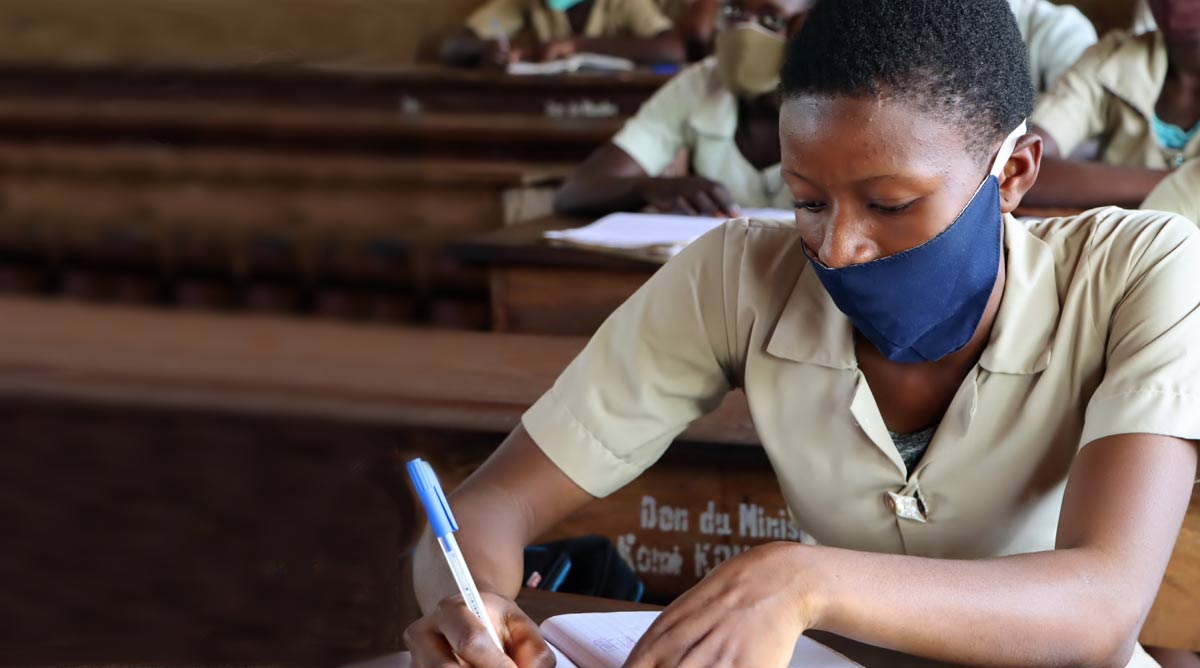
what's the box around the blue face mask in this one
[803,122,1026,364]
[547,0,586,11]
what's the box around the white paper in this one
[540,610,861,668]
[544,210,793,255]
[507,53,634,75]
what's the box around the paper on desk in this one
[544,209,793,256]
[507,53,634,75]
[540,610,861,668]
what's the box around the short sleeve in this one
[611,63,707,175]
[522,224,736,497]
[610,0,674,37]
[465,0,527,39]
[1031,34,1117,156]
[1142,162,1200,225]
[1021,0,1097,91]
[1080,213,1200,447]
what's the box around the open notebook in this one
[345,610,860,668]
[540,611,861,668]
[544,209,794,260]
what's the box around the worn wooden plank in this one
[0,0,425,69]
[0,297,756,444]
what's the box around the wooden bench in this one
[0,143,573,324]
[0,297,1193,651]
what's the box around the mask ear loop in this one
[989,121,1028,179]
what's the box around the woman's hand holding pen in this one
[404,591,556,668]
[624,542,819,668]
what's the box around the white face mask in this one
[715,22,786,98]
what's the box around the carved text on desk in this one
[619,496,805,579]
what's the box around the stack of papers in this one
[544,209,793,259]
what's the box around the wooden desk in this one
[1,299,1195,652]
[0,64,670,118]
[450,216,660,335]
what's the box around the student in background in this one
[1007,0,1097,92]
[670,0,1095,90]
[555,0,812,216]
[1023,0,1199,209]
[1143,160,1200,223]
[439,0,685,67]
[406,2,1199,668]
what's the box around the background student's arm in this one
[555,63,739,216]
[1022,127,1169,208]
[405,428,593,668]
[554,142,740,216]
[542,0,684,64]
[440,28,519,67]
[443,0,527,66]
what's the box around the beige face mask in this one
[715,22,786,99]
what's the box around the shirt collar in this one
[1096,31,1167,123]
[764,214,1059,375]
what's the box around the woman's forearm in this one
[802,545,1144,668]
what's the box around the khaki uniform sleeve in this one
[610,0,674,37]
[1142,163,1200,225]
[1031,33,1118,156]
[611,63,705,175]
[522,224,736,497]
[1020,0,1097,91]
[465,0,527,39]
[1080,212,1200,447]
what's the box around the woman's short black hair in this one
[779,0,1035,157]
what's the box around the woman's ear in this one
[998,133,1042,214]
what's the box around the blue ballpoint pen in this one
[407,458,505,650]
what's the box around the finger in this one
[688,190,723,217]
[501,607,557,668]
[707,183,741,217]
[437,598,517,668]
[674,627,726,668]
[673,195,700,216]
[404,620,461,668]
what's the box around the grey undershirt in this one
[889,424,938,475]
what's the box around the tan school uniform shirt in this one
[523,207,1200,668]
[466,0,673,43]
[1143,160,1200,223]
[611,58,794,209]
[1033,30,1200,169]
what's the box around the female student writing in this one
[1024,0,1200,209]
[554,0,812,216]
[408,1,1200,667]
[439,0,684,67]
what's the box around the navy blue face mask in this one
[803,122,1026,364]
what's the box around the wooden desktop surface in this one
[450,215,660,335]
[0,298,1193,652]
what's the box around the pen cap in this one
[406,458,459,540]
